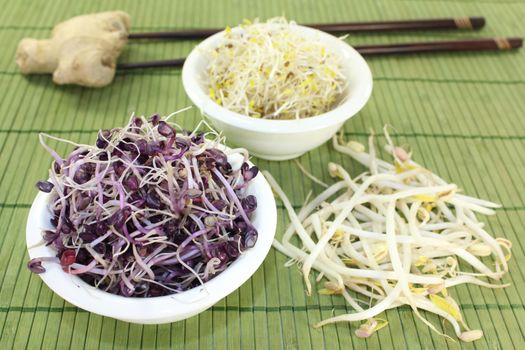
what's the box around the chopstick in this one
[129,17,485,39]
[116,38,522,70]
[118,58,186,70]
[356,37,523,55]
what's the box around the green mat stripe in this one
[1,303,524,313]
[4,69,525,86]
[3,202,524,211]
[1,128,525,140]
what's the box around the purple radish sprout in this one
[28,112,259,297]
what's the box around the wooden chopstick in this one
[355,37,522,55]
[118,58,186,70]
[116,38,522,70]
[128,17,485,40]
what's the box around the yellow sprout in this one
[415,256,429,267]
[329,228,345,244]
[413,194,437,202]
[429,294,462,321]
[283,51,295,61]
[324,66,336,78]
[395,162,418,174]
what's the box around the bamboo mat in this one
[1,0,524,349]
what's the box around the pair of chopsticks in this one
[118,17,522,70]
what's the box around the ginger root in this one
[15,11,130,87]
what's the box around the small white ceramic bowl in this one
[26,153,277,324]
[182,24,373,161]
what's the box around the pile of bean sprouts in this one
[265,128,512,342]
[28,110,259,297]
[206,17,347,119]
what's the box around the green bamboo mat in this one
[0,0,524,349]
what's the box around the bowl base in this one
[251,151,306,161]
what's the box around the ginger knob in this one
[15,11,131,87]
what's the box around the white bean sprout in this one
[265,127,512,342]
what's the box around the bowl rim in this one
[26,153,277,324]
[182,23,373,134]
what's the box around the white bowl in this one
[26,153,277,324]
[182,24,373,161]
